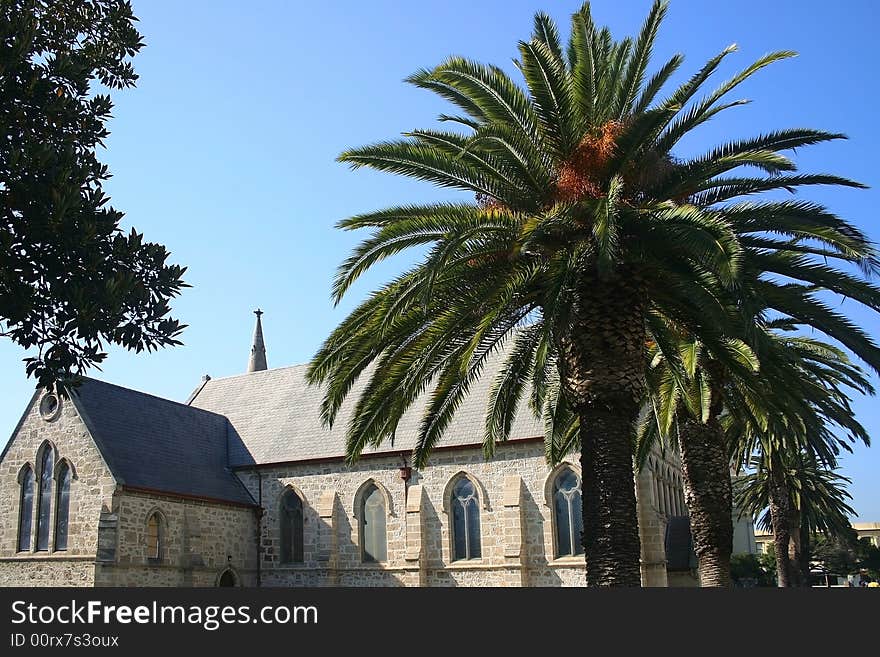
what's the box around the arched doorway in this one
[217,568,238,587]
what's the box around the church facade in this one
[0,315,710,587]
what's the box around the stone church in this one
[0,313,747,587]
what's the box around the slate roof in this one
[189,348,545,467]
[69,378,255,506]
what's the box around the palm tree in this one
[730,337,873,586]
[736,457,859,587]
[308,1,870,586]
[635,328,758,586]
[636,244,880,588]
[639,330,875,587]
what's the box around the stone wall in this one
[94,490,258,587]
[0,391,117,586]
[0,559,97,587]
[237,440,683,587]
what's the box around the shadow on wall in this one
[520,482,564,587]
[420,490,462,587]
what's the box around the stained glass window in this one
[360,484,386,562]
[280,489,304,563]
[36,445,54,551]
[147,512,163,561]
[54,462,71,551]
[554,468,584,557]
[451,477,481,561]
[18,466,34,552]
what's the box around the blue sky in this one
[2,0,878,519]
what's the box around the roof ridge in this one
[74,377,229,420]
[198,361,310,385]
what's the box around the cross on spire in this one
[247,309,267,373]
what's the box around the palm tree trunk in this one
[798,525,812,585]
[788,509,805,587]
[556,269,646,587]
[678,414,733,587]
[767,466,794,587]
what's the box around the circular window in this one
[39,392,62,421]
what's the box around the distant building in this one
[754,522,880,554]
[733,510,758,555]
[855,522,880,547]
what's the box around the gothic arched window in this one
[35,444,54,551]
[18,465,35,552]
[146,511,164,562]
[280,489,304,563]
[54,462,72,551]
[553,467,584,558]
[450,476,482,561]
[359,483,387,563]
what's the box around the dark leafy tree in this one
[0,0,187,389]
[730,553,774,587]
[811,529,862,581]
[858,538,880,580]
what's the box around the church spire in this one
[247,309,268,373]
